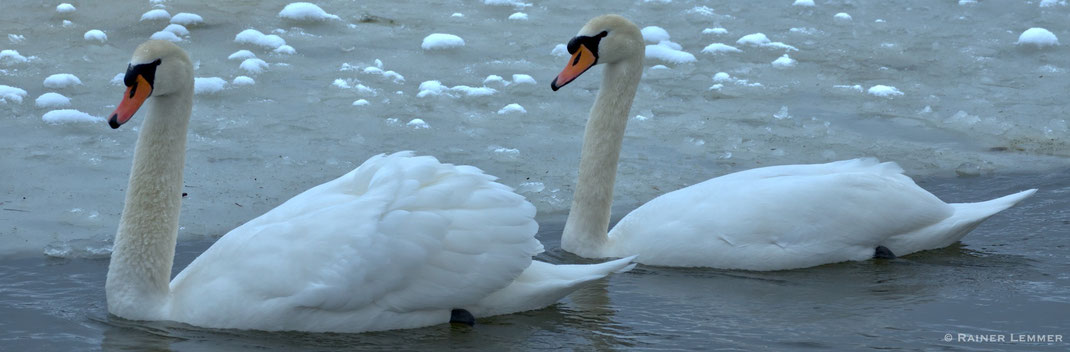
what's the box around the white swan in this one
[104,40,634,333]
[550,15,1037,270]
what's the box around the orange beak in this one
[109,75,152,129]
[551,44,597,91]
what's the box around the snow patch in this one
[867,85,903,97]
[56,3,76,13]
[170,13,204,26]
[701,43,742,54]
[641,26,671,43]
[140,9,171,21]
[194,77,227,95]
[352,99,369,106]
[1017,28,1059,47]
[278,2,340,21]
[772,54,797,68]
[407,118,430,129]
[150,31,183,42]
[0,85,28,104]
[484,0,532,7]
[234,29,286,50]
[551,43,569,57]
[834,13,852,22]
[239,58,269,74]
[512,74,536,85]
[228,50,256,61]
[736,33,798,51]
[1,49,30,65]
[497,103,526,114]
[83,30,107,43]
[508,12,528,20]
[793,0,815,6]
[43,74,82,88]
[42,109,104,124]
[646,41,696,64]
[35,92,70,108]
[421,33,465,50]
[232,76,255,86]
[163,24,190,37]
[703,27,728,35]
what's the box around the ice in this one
[451,85,496,97]
[150,31,183,42]
[508,12,528,21]
[35,92,70,108]
[42,109,104,124]
[645,42,696,64]
[56,3,76,13]
[239,58,269,74]
[868,85,903,97]
[194,77,227,95]
[701,43,742,54]
[1039,0,1066,7]
[273,45,296,55]
[417,80,448,97]
[331,78,350,89]
[234,29,287,50]
[958,0,977,4]
[0,84,27,104]
[641,26,671,43]
[232,76,255,86]
[228,50,256,60]
[140,9,171,22]
[650,65,669,70]
[83,30,107,43]
[278,2,340,22]
[834,84,863,92]
[109,73,124,86]
[421,33,465,50]
[736,33,798,51]
[834,13,853,22]
[484,75,505,85]
[170,13,204,26]
[511,74,536,85]
[771,54,797,68]
[703,28,728,35]
[713,72,732,82]
[793,0,815,6]
[517,182,545,193]
[163,24,190,37]
[0,49,30,65]
[352,99,369,106]
[7,34,25,44]
[497,103,526,114]
[43,73,82,88]
[1016,28,1059,48]
[406,118,430,129]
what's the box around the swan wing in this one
[608,158,953,270]
[167,152,541,332]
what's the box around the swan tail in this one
[885,189,1037,255]
[466,256,636,317]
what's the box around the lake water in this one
[1,0,1068,350]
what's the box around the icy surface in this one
[43,74,82,88]
[170,13,204,26]
[140,9,171,21]
[645,42,696,63]
[508,12,528,21]
[772,54,797,68]
[194,77,227,95]
[641,26,671,43]
[55,3,76,14]
[35,92,70,108]
[278,2,339,22]
[150,31,182,42]
[1,0,1068,260]
[42,109,104,124]
[497,103,527,114]
[1016,28,1059,47]
[793,0,815,7]
[421,33,465,50]
[701,43,742,54]
[868,85,903,97]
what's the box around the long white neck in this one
[106,92,192,320]
[561,56,642,258]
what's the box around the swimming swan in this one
[550,15,1036,270]
[104,40,634,333]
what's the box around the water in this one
[2,0,1068,350]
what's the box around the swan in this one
[104,40,634,333]
[549,15,1037,270]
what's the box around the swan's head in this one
[109,40,193,129]
[550,14,643,91]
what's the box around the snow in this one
[958,0,977,4]
[35,92,70,108]
[43,74,82,88]
[793,0,814,6]
[62,20,73,28]
[407,118,430,129]
[163,24,190,37]
[274,45,296,55]
[170,13,204,26]
[642,26,671,43]
[508,12,528,20]
[834,13,852,21]
[484,75,506,85]
[703,27,728,35]
[650,65,669,70]
[713,72,733,82]
[451,13,464,17]
[701,43,742,54]
[645,42,696,63]
[772,54,797,68]
[1,49,30,64]
[56,3,76,13]
[42,109,104,124]
[736,33,798,51]
[484,0,532,7]
[422,33,465,50]
[451,85,496,97]
[150,31,182,42]
[83,30,107,43]
[1039,0,1064,7]
[868,85,903,97]
[417,80,496,98]
[232,76,255,86]
[8,34,25,43]
[0,85,27,104]
[512,74,536,85]
[228,50,256,60]
[234,29,287,50]
[497,103,527,114]
[352,99,369,106]
[1016,28,1059,47]
[278,2,340,21]
[109,73,124,86]
[239,58,269,74]
[140,9,171,21]
[194,77,227,95]
[331,79,350,89]
[551,43,569,57]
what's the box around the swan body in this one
[105,41,633,333]
[552,15,1037,270]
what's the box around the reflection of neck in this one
[106,92,191,319]
[562,55,642,257]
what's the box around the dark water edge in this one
[1,169,1067,351]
